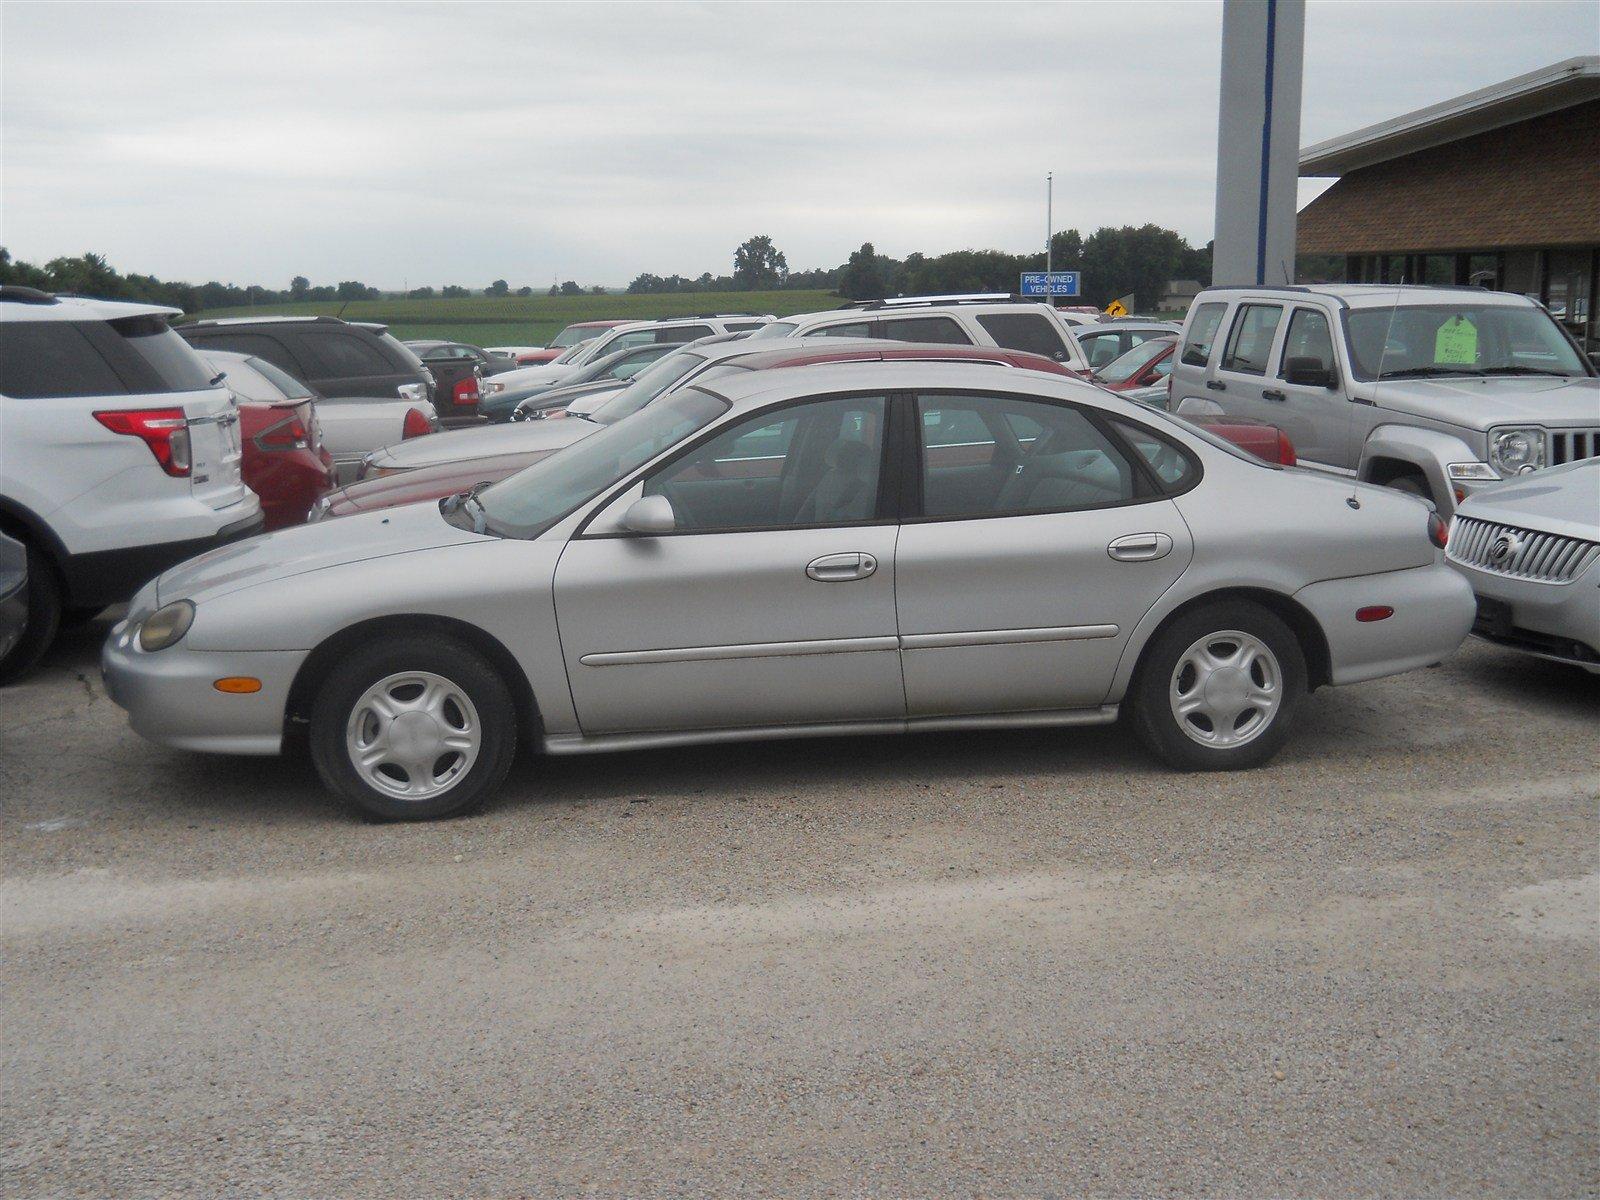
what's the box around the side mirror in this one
[622,494,675,535]
[1284,356,1338,389]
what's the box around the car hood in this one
[1357,375,1600,429]
[328,451,554,514]
[156,501,486,606]
[1455,459,1600,542]
[370,420,594,471]
[495,362,575,390]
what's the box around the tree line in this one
[3,223,1218,316]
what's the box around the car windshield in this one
[1097,337,1173,383]
[587,350,708,424]
[746,321,797,340]
[1346,302,1587,381]
[477,388,728,537]
[551,324,603,349]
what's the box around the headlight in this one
[1488,428,1546,475]
[139,601,195,652]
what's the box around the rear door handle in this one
[1205,379,1226,391]
[806,552,878,582]
[1262,388,1286,401]
[1107,533,1173,562]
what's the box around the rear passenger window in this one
[808,322,872,339]
[880,316,970,345]
[1220,304,1283,375]
[297,332,395,378]
[1108,418,1200,491]
[0,322,127,398]
[658,325,713,342]
[975,313,1070,360]
[185,332,303,378]
[1180,302,1227,366]
[916,394,1137,519]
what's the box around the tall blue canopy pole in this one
[1212,0,1306,286]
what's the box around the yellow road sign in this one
[1104,299,1128,317]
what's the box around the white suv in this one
[0,287,263,681]
[745,295,1091,372]
[482,315,774,405]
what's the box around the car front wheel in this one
[309,634,518,820]
[1129,601,1306,771]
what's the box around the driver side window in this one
[644,396,886,532]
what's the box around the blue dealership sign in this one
[1020,271,1081,297]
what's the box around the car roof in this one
[1072,320,1182,335]
[695,358,1116,419]
[1196,283,1539,311]
[566,319,633,329]
[725,342,1070,374]
[0,291,183,323]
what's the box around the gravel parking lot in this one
[2,616,1596,1198]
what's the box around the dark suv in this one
[178,316,452,423]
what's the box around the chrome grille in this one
[1449,517,1600,583]
[1550,428,1600,466]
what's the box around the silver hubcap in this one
[345,671,480,800]
[1169,630,1282,749]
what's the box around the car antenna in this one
[1354,277,1407,510]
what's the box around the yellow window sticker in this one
[1435,315,1478,364]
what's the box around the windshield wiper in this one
[1478,366,1576,378]
[1377,366,1484,380]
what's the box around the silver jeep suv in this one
[1169,284,1599,514]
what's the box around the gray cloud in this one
[1,0,1588,287]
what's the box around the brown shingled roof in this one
[1297,99,1600,255]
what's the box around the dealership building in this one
[1296,55,1599,350]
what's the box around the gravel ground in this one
[2,617,1597,1199]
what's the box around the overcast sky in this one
[1,1,1591,288]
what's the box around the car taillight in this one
[94,408,191,477]
[253,411,309,452]
[401,408,433,439]
[1276,430,1297,467]
[1428,511,1449,550]
[452,378,479,406]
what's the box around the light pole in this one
[1045,172,1054,288]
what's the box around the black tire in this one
[1386,473,1433,505]
[308,634,518,821]
[0,544,62,687]
[1128,600,1307,771]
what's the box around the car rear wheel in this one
[0,544,61,687]
[309,635,517,821]
[1129,601,1306,771]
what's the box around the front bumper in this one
[1295,561,1476,685]
[102,620,304,755]
[1451,559,1600,673]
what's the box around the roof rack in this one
[0,285,59,305]
[184,314,355,327]
[845,293,1042,311]
[655,312,767,320]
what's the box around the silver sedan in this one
[103,362,1475,820]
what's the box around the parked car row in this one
[5,285,1593,824]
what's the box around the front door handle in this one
[1205,379,1226,392]
[1107,533,1173,562]
[1262,388,1286,401]
[806,552,878,582]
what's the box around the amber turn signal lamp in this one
[213,677,262,694]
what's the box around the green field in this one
[188,290,846,348]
